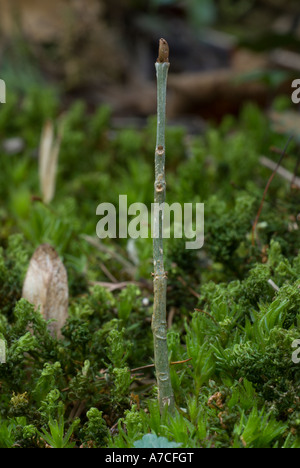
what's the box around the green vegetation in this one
[0,87,299,448]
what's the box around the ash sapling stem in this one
[151,38,175,415]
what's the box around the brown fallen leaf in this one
[22,244,69,339]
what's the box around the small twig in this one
[291,154,300,189]
[96,358,193,380]
[110,421,119,435]
[61,387,70,392]
[130,363,156,373]
[68,401,84,421]
[170,358,192,366]
[99,262,118,283]
[252,135,294,246]
[73,400,86,419]
[89,280,145,292]
[131,358,192,374]
[260,156,300,188]
[82,235,136,275]
[268,279,280,292]
[167,306,176,329]
[194,308,220,326]
[177,276,200,299]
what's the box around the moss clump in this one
[0,90,299,447]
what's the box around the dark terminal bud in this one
[157,38,169,63]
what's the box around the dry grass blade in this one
[252,135,294,246]
[260,156,300,188]
[82,235,137,276]
[39,118,64,204]
[90,280,145,292]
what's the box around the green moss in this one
[0,91,299,447]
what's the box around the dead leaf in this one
[39,117,64,204]
[22,244,69,339]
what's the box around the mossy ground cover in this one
[0,88,299,448]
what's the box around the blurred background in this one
[1,0,300,123]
